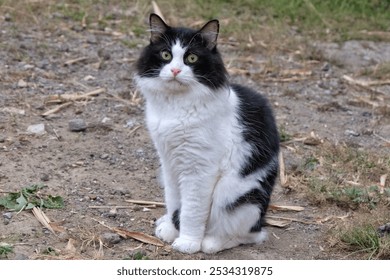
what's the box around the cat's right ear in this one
[149,13,168,44]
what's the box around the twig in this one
[125,199,165,207]
[46,88,106,104]
[343,75,390,87]
[266,215,317,225]
[128,125,141,136]
[88,205,137,209]
[278,151,288,187]
[269,204,305,212]
[64,57,89,66]
[373,132,390,144]
[41,102,73,117]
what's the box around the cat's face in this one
[136,14,228,93]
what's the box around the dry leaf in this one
[265,218,291,228]
[32,207,56,234]
[64,238,78,254]
[112,227,164,247]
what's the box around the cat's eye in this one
[186,53,198,64]
[160,51,172,61]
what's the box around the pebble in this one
[40,173,50,182]
[100,153,109,160]
[100,232,122,245]
[345,130,360,137]
[27,123,46,135]
[321,62,330,71]
[4,13,12,22]
[17,79,28,88]
[3,212,13,220]
[86,35,97,44]
[68,118,87,132]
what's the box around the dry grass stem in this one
[41,102,73,117]
[64,57,89,66]
[125,199,165,207]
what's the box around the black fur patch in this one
[226,165,278,232]
[136,26,228,89]
[233,84,279,177]
[172,209,180,231]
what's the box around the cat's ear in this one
[149,13,168,44]
[198,19,219,50]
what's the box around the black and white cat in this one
[135,14,279,254]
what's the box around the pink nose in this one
[171,68,181,76]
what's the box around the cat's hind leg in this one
[201,199,268,254]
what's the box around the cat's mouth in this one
[166,77,187,87]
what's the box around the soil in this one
[0,15,389,260]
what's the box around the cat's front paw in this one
[155,215,179,243]
[172,236,201,254]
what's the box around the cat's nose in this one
[171,68,181,77]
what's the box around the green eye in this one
[186,53,198,64]
[160,51,172,61]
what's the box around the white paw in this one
[172,236,201,254]
[155,215,179,243]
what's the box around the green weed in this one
[0,243,13,259]
[338,224,390,259]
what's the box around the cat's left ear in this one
[198,19,219,50]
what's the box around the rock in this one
[68,119,87,132]
[27,123,46,135]
[40,173,50,182]
[3,212,13,220]
[321,62,330,71]
[17,79,28,88]
[101,232,122,245]
[86,35,97,44]
[4,13,12,22]
[345,130,360,137]
[100,153,109,160]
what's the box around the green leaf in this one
[43,195,64,209]
[0,184,64,211]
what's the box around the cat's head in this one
[136,14,228,94]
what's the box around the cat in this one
[134,14,279,254]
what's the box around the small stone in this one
[27,123,46,135]
[4,13,12,22]
[345,130,360,137]
[23,64,35,70]
[97,48,111,60]
[3,212,13,220]
[101,232,122,245]
[40,173,50,182]
[100,153,109,160]
[321,62,330,71]
[17,79,28,88]
[68,119,87,132]
[86,35,98,44]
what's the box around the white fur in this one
[135,41,273,254]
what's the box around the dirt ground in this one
[0,13,389,260]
